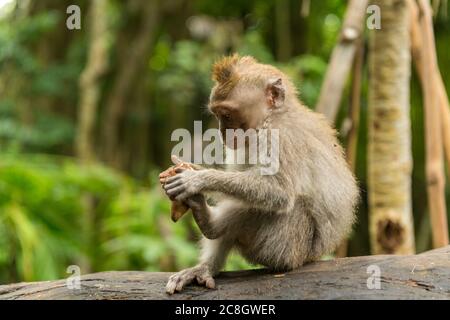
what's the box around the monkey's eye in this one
[223,114,231,121]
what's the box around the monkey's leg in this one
[184,194,223,239]
[166,237,233,294]
[184,194,245,240]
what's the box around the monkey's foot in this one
[166,264,215,295]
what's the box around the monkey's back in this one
[235,104,358,269]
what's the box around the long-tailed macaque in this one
[161,54,359,294]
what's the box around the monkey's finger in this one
[196,274,214,288]
[205,277,215,289]
[164,184,184,197]
[159,172,168,178]
[159,167,174,178]
[166,186,186,198]
[164,190,177,201]
[171,155,183,165]
[165,175,181,185]
[166,279,177,295]
[196,275,205,285]
[164,179,184,190]
[175,276,193,292]
[174,167,186,174]
[160,177,169,185]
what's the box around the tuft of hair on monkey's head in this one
[210,54,258,101]
[211,54,257,83]
[210,54,294,105]
[212,54,239,83]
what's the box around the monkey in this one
[162,54,359,294]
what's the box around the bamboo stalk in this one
[416,0,449,247]
[345,41,364,173]
[335,39,364,258]
[315,0,369,122]
[438,80,450,172]
[409,0,450,178]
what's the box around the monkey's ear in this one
[266,78,285,108]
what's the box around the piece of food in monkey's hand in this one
[159,162,194,222]
[170,201,189,222]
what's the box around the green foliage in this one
[236,31,274,63]
[0,109,74,151]
[0,9,82,153]
[0,155,169,281]
[0,154,253,283]
[152,39,214,107]
[280,55,327,107]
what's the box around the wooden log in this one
[1,246,449,300]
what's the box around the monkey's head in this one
[208,54,294,148]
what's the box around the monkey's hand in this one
[166,264,215,294]
[163,167,205,202]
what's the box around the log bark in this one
[1,246,449,300]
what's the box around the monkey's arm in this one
[203,169,293,212]
[165,168,294,213]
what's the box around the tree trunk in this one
[76,0,109,162]
[275,0,292,61]
[75,0,110,273]
[368,0,415,254]
[102,0,160,168]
